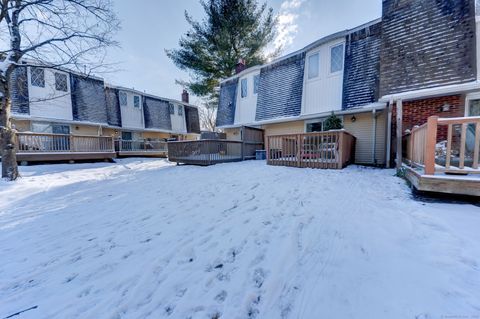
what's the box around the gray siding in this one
[9,66,29,114]
[255,53,305,121]
[380,0,477,96]
[143,97,172,131]
[104,87,122,127]
[343,22,382,109]
[185,105,201,134]
[216,78,238,127]
[71,75,108,124]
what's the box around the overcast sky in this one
[104,0,382,103]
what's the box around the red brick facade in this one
[392,94,465,141]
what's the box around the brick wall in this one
[392,94,465,142]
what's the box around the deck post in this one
[296,134,302,167]
[396,99,403,170]
[338,132,344,169]
[424,116,438,175]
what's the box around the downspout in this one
[386,98,393,168]
[372,109,377,165]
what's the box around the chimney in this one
[235,58,246,74]
[182,89,189,104]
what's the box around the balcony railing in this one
[17,132,115,153]
[168,140,244,165]
[405,116,480,175]
[266,130,356,169]
[117,139,168,153]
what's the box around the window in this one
[178,105,183,116]
[119,91,127,106]
[308,53,319,79]
[54,72,68,92]
[122,131,133,140]
[306,121,324,132]
[31,67,45,87]
[52,124,70,135]
[241,78,248,98]
[253,75,260,94]
[469,99,480,116]
[330,44,344,73]
[133,95,140,108]
[169,103,175,115]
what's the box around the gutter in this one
[217,103,387,129]
[379,81,480,102]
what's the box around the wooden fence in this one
[241,126,264,159]
[266,130,356,169]
[405,116,480,175]
[167,140,244,165]
[118,139,168,153]
[17,132,115,153]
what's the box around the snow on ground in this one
[0,159,479,319]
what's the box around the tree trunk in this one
[0,79,19,181]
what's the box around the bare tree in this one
[0,0,119,180]
[197,97,217,132]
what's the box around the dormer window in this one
[178,105,183,116]
[330,43,344,73]
[31,67,45,88]
[133,95,140,108]
[54,72,68,92]
[169,103,175,115]
[241,78,248,98]
[253,75,260,94]
[119,91,127,106]
[308,53,319,79]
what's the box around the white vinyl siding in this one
[28,67,73,120]
[234,70,260,125]
[302,39,345,116]
[119,90,144,130]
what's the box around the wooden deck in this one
[116,139,168,157]
[167,140,244,166]
[266,130,356,169]
[16,132,116,162]
[403,116,480,196]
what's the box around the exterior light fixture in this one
[351,115,357,123]
[441,103,451,112]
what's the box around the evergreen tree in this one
[167,0,277,98]
[323,113,343,131]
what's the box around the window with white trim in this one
[241,78,248,98]
[169,103,174,115]
[54,72,68,92]
[178,105,183,116]
[253,75,260,94]
[308,53,319,79]
[330,44,344,73]
[119,91,127,106]
[468,99,480,116]
[31,67,45,87]
[133,95,140,108]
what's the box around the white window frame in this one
[119,91,128,106]
[253,74,260,95]
[329,43,345,75]
[465,92,480,116]
[30,67,45,88]
[178,105,183,116]
[133,95,141,108]
[307,52,320,80]
[241,78,248,98]
[304,116,344,132]
[54,72,68,92]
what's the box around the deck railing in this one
[405,116,480,175]
[266,130,356,169]
[17,132,115,153]
[168,140,243,165]
[118,139,168,153]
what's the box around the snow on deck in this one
[0,159,479,319]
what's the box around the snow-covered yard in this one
[0,159,479,319]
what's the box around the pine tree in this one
[323,113,343,131]
[167,0,277,98]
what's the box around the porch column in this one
[396,99,403,170]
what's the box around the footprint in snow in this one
[214,290,227,303]
[253,268,266,288]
